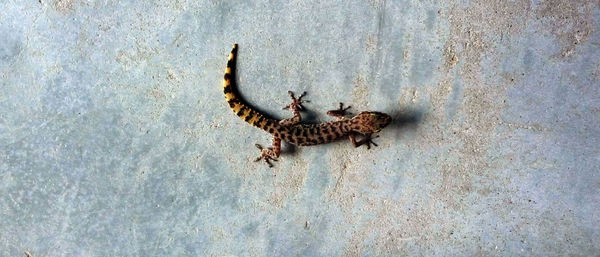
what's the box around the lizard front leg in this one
[254,137,282,168]
[349,133,379,149]
[326,102,352,119]
[280,91,309,126]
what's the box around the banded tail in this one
[223,44,278,132]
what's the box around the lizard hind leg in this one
[280,91,309,126]
[254,137,282,168]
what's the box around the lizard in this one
[223,44,391,167]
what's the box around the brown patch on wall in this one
[442,42,459,71]
[265,160,308,209]
[53,0,74,14]
[327,149,364,222]
[594,63,600,81]
[428,0,533,210]
[352,75,370,109]
[341,198,438,256]
[535,0,594,58]
[366,35,378,53]
[368,0,384,10]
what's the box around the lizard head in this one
[351,111,392,134]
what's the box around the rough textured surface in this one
[1,0,599,256]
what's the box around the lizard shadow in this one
[386,107,426,137]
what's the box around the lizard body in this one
[223,44,391,167]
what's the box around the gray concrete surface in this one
[1,0,599,256]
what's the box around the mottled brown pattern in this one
[222,44,391,167]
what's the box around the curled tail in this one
[223,44,278,132]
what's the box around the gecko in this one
[223,44,391,167]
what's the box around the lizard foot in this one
[353,134,379,149]
[362,134,379,149]
[326,102,352,118]
[283,91,309,111]
[254,144,278,168]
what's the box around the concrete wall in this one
[1,0,598,256]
